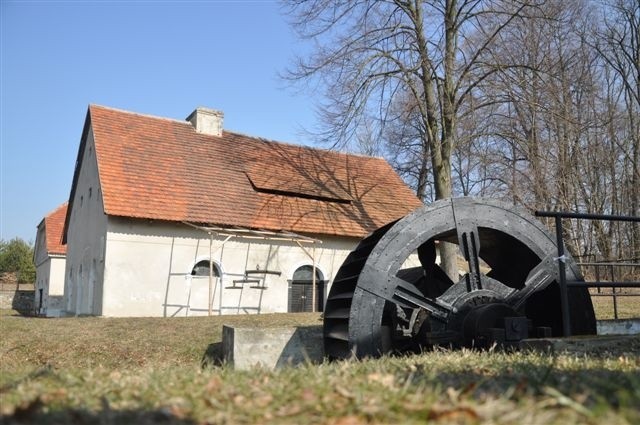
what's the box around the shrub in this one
[0,238,36,283]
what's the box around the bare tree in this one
[284,0,638,273]
[283,0,539,279]
[594,0,640,261]
[477,0,637,263]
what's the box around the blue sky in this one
[1,0,317,242]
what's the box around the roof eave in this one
[62,107,94,244]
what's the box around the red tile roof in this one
[44,203,67,255]
[80,105,422,238]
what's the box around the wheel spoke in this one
[360,275,453,321]
[390,276,453,320]
[505,254,558,309]
[452,199,483,292]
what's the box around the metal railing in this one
[535,210,640,336]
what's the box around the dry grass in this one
[0,312,321,371]
[1,312,639,425]
[591,293,640,320]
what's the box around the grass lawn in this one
[1,311,639,425]
[591,292,640,320]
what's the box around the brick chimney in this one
[186,107,224,136]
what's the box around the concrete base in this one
[597,319,640,335]
[222,325,324,369]
[520,334,640,355]
[222,319,640,369]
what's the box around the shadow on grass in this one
[0,308,34,318]
[1,404,197,425]
[10,289,35,317]
[407,360,640,411]
[1,361,638,424]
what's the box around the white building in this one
[34,203,68,317]
[60,105,422,317]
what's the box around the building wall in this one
[34,223,47,315]
[47,256,66,316]
[48,257,66,297]
[34,222,67,317]
[35,256,66,317]
[34,224,48,267]
[64,127,108,316]
[101,216,359,317]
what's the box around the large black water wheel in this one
[323,197,596,360]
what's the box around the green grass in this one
[1,312,639,424]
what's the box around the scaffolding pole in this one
[184,222,322,315]
[209,235,213,316]
[204,233,233,316]
[312,245,317,312]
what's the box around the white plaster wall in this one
[49,257,66,296]
[34,224,48,267]
[34,256,66,317]
[102,217,358,317]
[64,127,107,316]
[47,256,66,316]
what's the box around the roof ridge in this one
[44,202,69,219]
[90,104,384,160]
[89,104,190,126]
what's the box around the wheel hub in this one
[460,302,525,348]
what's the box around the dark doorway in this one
[38,288,43,314]
[288,265,325,312]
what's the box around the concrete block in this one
[597,319,640,335]
[520,334,640,355]
[223,325,324,369]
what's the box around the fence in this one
[535,211,640,336]
[577,262,639,320]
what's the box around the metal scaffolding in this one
[182,222,323,315]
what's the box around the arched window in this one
[292,265,323,283]
[191,260,221,277]
[289,265,325,313]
